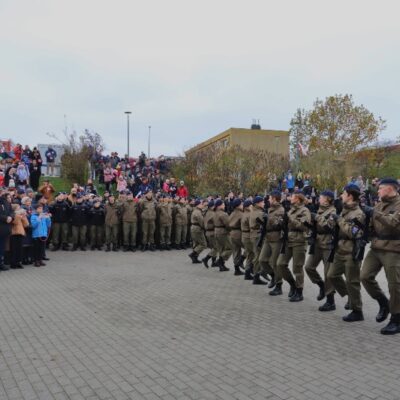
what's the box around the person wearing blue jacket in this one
[31,203,51,267]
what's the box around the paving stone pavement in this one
[0,247,399,400]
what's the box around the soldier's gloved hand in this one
[362,205,374,218]
[330,213,339,221]
[310,212,317,221]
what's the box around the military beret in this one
[243,199,252,208]
[253,196,263,205]
[214,199,223,208]
[208,199,215,208]
[294,189,304,196]
[194,198,202,206]
[321,190,335,199]
[344,183,360,193]
[232,198,242,209]
[270,190,281,198]
[379,178,399,187]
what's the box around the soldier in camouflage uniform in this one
[202,199,217,268]
[328,184,365,322]
[361,178,400,334]
[189,199,207,264]
[241,199,254,280]
[229,198,244,276]
[213,199,231,272]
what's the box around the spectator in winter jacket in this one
[30,203,51,267]
[10,203,29,269]
[177,181,189,198]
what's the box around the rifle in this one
[280,212,289,254]
[256,214,268,248]
[307,214,317,255]
[327,221,339,263]
[352,216,370,262]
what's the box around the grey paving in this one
[0,248,399,400]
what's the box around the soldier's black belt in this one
[375,235,400,240]
[206,229,214,232]
[215,226,226,228]
[192,223,202,227]
[230,228,241,230]
[242,230,250,233]
[266,228,281,232]
[289,229,304,232]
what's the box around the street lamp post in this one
[148,125,151,159]
[124,111,132,158]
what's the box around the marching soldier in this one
[249,196,268,285]
[202,199,217,268]
[213,199,231,271]
[139,190,157,251]
[327,184,365,322]
[121,191,138,251]
[277,190,311,302]
[189,199,207,264]
[262,190,285,296]
[228,198,244,276]
[305,190,337,310]
[361,178,400,334]
[241,199,254,280]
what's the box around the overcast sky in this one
[0,0,399,157]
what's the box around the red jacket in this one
[177,186,189,198]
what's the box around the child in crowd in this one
[30,203,51,267]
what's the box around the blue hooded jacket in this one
[31,213,51,238]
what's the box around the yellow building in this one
[186,127,289,157]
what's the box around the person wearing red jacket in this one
[177,181,189,198]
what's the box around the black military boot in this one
[269,283,283,296]
[288,279,297,298]
[316,281,325,301]
[211,257,218,267]
[80,246,86,251]
[344,299,350,310]
[150,244,156,251]
[131,246,137,252]
[141,244,146,252]
[253,273,267,285]
[239,254,246,269]
[112,244,118,252]
[71,245,78,252]
[62,243,69,251]
[51,244,60,252]
[123,246,129,252]
[234,265,244,276]
[342,310,364,322]
[165,244,171,251]
[381,314,400,335]
[192,252,202,264]
[219,258,229,272]
[105,244,111,252]
[244,268,253,280]
[376,295,390,323]
[91,245,96,251]
[202,255,211,268]
[267,273,276,289]
[97,245,102,251]
[290,287,304,302]
[319,293,336,311]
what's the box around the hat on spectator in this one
[26,188,33,194]
[253,196,263,205]
[17,188,25,195]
